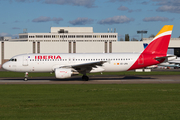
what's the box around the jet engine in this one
[55,68,72,79]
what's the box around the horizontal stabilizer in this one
[154,55,176,62]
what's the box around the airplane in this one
[158,57,180,68]
[2,25,173,81]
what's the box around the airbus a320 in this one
[2,25,173,81]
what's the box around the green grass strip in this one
[0,84,180,120]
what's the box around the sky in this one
[0,0,180,40]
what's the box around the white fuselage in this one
[2,53,140,73]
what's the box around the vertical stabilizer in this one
[142,25,173,55]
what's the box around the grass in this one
[0,84,180,120]
[0,70,180,78]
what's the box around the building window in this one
[93,35,100,38]
[76,35,84,38]
[109,35,116,38]
[85,35,92,38]
[68,35,75,38]
[101,35,108,38]
[36,35,43,38]
[44,35,51,38]
[29,36,35,38]
[19,35,28,38]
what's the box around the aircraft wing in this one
[71,61,106,73]
[72,61,106,68]
[58,61,107,73]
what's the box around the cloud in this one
[143,16,171,22]
[109,0,132,2]
[12,27,21,29]
[15,0,31,2]
[43,0,96,8]
[69,17,94,25]
[156,5,180,13]
[152,0,180,13]
[141,1,149,5]
[118,6,129,11]
[118,6,141,13]
[14,20,21,23]
[0,33,11,37]
[128,9,141,13]
[98,16,134,25]
[51,17,64,24]
[9,0,40,3]
[32,16,63,24]
[0,32,19,38]
[7,0,96,8]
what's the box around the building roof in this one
[50,27,93,33]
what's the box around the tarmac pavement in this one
[0,75,180,84]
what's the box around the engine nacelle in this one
[55,68,72,79]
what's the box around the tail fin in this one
[142,25,173,55]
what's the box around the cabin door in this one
[22,55,28,66]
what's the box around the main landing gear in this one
[24,72,28,81]
[82,75,89,81]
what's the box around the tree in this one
[125,34,129,41]
[149,34,155,38]
[120,38,124,41]
[131,38,138,41]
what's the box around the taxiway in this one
[0,75,180,84]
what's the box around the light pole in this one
[137,30,147,41]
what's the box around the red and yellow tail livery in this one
[129,25,173,70]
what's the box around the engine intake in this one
[55,68,72,79]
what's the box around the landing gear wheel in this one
[24,72,28,81]
[24,77,28,81]
[82,75,89,81]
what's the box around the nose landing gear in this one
[24,72,28,81]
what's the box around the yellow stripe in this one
[155,25,173,37]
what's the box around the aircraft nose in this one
[2,63,9,70]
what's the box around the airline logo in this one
[35,55,61,59]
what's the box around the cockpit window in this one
[9,58,17,62]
